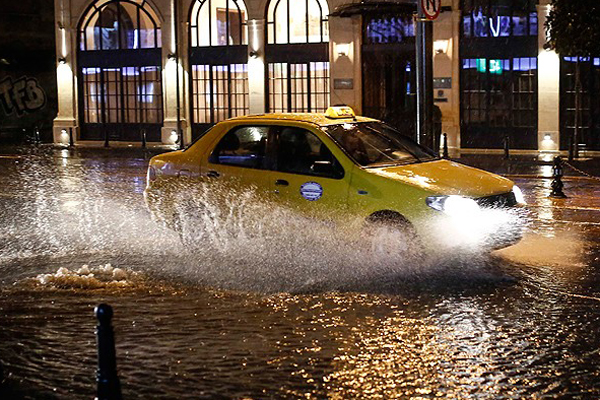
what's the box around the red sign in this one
[421,0,441,20]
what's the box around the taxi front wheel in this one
[365,211,422,257]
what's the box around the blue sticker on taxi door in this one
[300,182,323,201]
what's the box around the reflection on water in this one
[0,149,599,398]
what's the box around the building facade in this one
[1,0,57,143]
[53,0,592,154]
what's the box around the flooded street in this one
[1,147,599,398]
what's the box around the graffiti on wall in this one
[0,76,47,117]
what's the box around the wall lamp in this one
[249,51,259,59]
[434,39,450,55]
[336,43,350,57]
[58,57,67,65]
[167,53,176,61]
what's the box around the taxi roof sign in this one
[325,106,356,119]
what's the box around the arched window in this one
[79,0,161,50]
[267,0,329,44]
[78,0,163,142]
[266,0,330,113]
[189,0,249,136]
[190,0,247,46]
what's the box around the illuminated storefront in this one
[265,0,330,114]
[189,0,249,136]
[52,0,587,154]
[460,0,539,149]
[77,0,164,141]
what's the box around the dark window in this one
[560,57,600,151]
[460,0,538,149]
[461,58,537,147]
[276,127,343,179]
[210,126,269,168]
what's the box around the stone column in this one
[449,8,462,156]
[53,0,78,144]
[161,0,189,145]
[537,3,560,152]
[328,15,361,113]
[433,9,459,155]
[247,19,266,114]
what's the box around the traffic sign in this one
[421,0,441,20]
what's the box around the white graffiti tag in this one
[0,76,47,117]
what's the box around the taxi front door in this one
[266,126,352,222]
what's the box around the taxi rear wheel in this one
[365,211,422,257]
[174,201,210,249]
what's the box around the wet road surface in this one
[0,146,599,398]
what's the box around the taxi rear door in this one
[199,124,272,194]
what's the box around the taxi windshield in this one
[325,122,438,167]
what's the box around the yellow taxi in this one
[144,107,525,250]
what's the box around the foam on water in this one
[24,263,138,290]
[0,152,529,293]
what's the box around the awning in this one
[330,1,417,18]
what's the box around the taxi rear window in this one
[325,122,438,167]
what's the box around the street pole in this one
[415,5,434,148]
[173,0,183,150]
[415,10,423,145]
[424,18,434,149]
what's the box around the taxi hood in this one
[368,159,514,198]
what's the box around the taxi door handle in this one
[207,170,220,178]
[275,179,289,186]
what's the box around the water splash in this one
[0,152,525,293]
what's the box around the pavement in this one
[1,143,600,181]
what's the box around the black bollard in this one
[178,129,184,150]
[568,134,574,161]
[549,156,567,198]
[95,304,122,400]
[503,135,510,160]
[69,127,75,147]
[104,131,110,148]
[141,129,147,149]
[442,132,449,159]
[34,127,41,145]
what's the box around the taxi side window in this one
[277,127,344,179]
[209,126,268,169]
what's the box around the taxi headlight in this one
[426,195,480,217]
[512,185,526,205]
